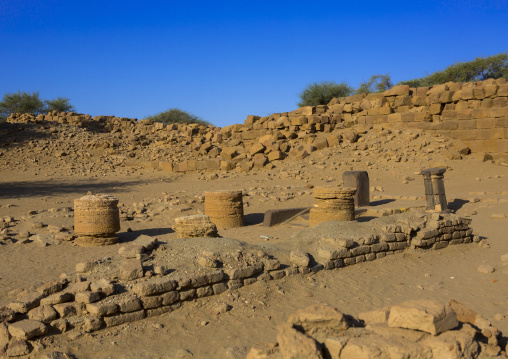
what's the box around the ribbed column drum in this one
[204,190,244,229]
[309,187,356,226]
[74,194,120,246]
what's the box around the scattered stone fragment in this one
[387,299,458,335]
[5,339,31,357]
[120,260,144,281]
[290,250,310,267]
[27,306,58,324]
[276,323,323,359]
[8,319,48,340]
[478,264,495,274]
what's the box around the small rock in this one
[290,250,310,267]
[6,339,31,356]
[8,319,48,340]
[477,264,495,274]
[493,313,504,321]
[120,260,144,281]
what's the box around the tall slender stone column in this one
[420,168,448,212]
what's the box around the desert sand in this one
[0,114,507,358]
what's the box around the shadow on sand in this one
[118,227,175,243]
[244,212,265,226]
[0,178,149,199]
[368,199,396,206]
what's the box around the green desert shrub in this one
[356,74,393,94]
[45,97,75,113]
[0,91,76,118]
[398,53,508,87]
[297,81,354,107]
[145,108,210,126]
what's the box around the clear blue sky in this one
[1,0,507,127]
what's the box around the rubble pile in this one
[4,79,507,180]
[247,299,504,358]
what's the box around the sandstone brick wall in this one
[327,78,508,161]
[6,77,508,169]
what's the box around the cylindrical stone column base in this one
[204,190,244,229]
[309,187,356,226]
[74,194,120,246]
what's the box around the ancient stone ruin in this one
[0,209,480,357]
[73,194,120,246]
[204,190,244,229]
[247,299,504,358]
[1,77,507,357]
[309,187,356,226]
[421,167,449,212]
[5,78,508,176]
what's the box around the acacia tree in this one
[0,91,76,121]
[0,91,46,119]
[356,74,393,94]
[297,81,354,107]
[145,108,210,125]
[45,97,75,113]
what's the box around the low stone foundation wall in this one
[0,211,475,356]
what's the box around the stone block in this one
[388,299,458,335]
[117,298,142,313]
[248,142,266,156]
[27,305,58,324]
[75,291,101,304]
[90,279,115,296]
[40,292,74,306]
[276,323,323,359]
[312,137,328,150]
[8,320,48,340]
[290,251,310,267]
[288,304,349,332]
[103,310,145,327]
[36,280,64,296]
[326,134,340,147]
[384,85,410,97]
[267,151,285,161]
[342,171,369,207]
[227,265,263,280]
[133,235,158,251]
[490,106,508,118]
[173,214,218,238]
[86,302,118,316]
[263,207,310,227]
[133,277,177,297]
[53,302,83,318]
[119,260,144,281]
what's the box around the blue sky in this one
[1,0,507,127]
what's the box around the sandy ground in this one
[1,147,508,358]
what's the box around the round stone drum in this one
[74,194,120,246]
[204,190,244,229]
[309,186,356,226]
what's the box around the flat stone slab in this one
[8,319,48,340]
[387,299,458,335]
[263,207,310,227]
